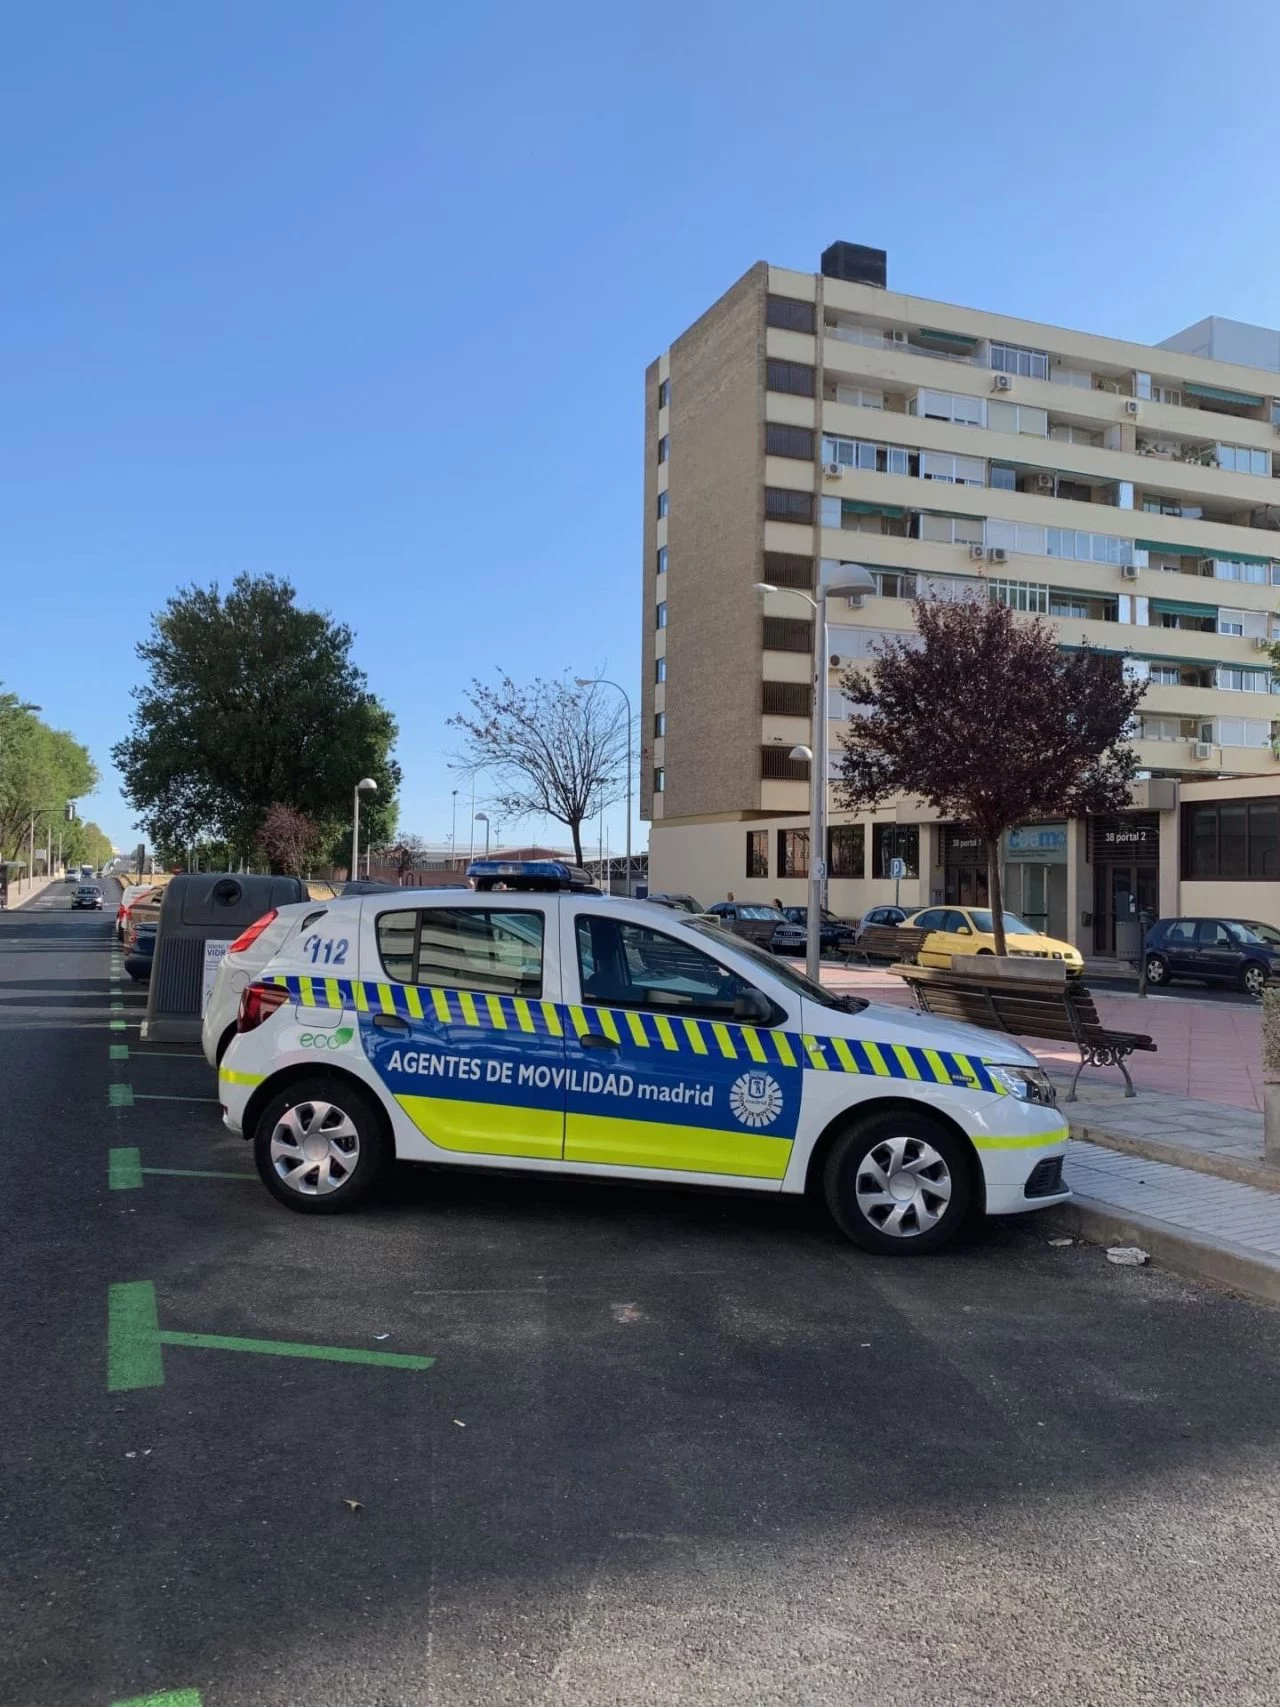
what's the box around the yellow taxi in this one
[904,906,1084,975]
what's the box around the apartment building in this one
[642,244,1280,953]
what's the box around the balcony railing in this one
[825,323,980,366]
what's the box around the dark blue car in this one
[776,907,859,957]
[1145,916,1280,998]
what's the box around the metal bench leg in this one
[1116,1051,1136,1098]
[1067,1053,1086,1102]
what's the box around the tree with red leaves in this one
[835,597,1146,955]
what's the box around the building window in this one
[986,399,1049,437]
[1216,443,1270,476]
[778,828,810,877]
[766,359,815,398]
[760,745,810,780]
[653,767,665,793]
[657,435,669,464]
[746,830,768,878]
[762,680,812,716]
[918,449,985,486]
[656,545,668,576]
[989,342,1049,381]
[766,295,817,334]
[657,490,668,519]
[655,656,666,683]
[763,550,814,590]
[828,824,865,878]
[766,421,815,460]
[655,601,667,629]
[653,711,665,738]
[834,385,884,410]
[1184,799,1280,879]
[762,615,812,652]
[872,823,919,878]
[990,579,1050,614]
[910,388,985,427]
[822,435,915,476]
[658,378,670,409]
[764,487,814,524]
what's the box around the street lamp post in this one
[755,567,877,981]
[350,778,377,885]
[575,677,633,896]
[450,789,458,862]
[474,812,491,857]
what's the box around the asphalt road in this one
[5,881,1280,1707]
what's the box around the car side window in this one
[1164,920,1197,945]
[940,910,967,931]
[574,914,764,1020]
[376,908,544,996]
[1196,921,1230,948]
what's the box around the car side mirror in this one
[732,988,772,1025]
[956,925,971,935]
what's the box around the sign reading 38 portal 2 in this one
[361,987,803,1182]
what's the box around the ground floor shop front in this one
[648,775,1280,955]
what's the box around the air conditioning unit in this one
[1255,635,1273,651]
[823,462,843,479]
[1193,741,1214,760]
[988,547,1009,564]
[829,654,842,669]
[1125,399,1141,416]
[968,543,986,562]
[1121,563,1141,580]
[992,373,1013,392]
[1034,472,1055,492]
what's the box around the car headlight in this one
[987,1064,1057,1105]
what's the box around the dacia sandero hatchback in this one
[218,863,1069,1255]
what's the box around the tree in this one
[380,834,428,881]
[449,675,627,865]
[112,574,401,864]
[0,691,97,871]
[255,804,324,876]
[835,596,1147,955]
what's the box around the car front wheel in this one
[1145,953,1169,987]
[1242,961,1269,999]
[823,1111,974,1255]
[253,1076,390,1214]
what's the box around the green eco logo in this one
[298,1026,355,1051]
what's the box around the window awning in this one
[1184,381,1265,407]
[1149,597,1218,617]
[1136,538,1202,557]
[842,500,904,518]
[918,327,978,348]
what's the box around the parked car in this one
[116,882,161,941]
[123,921,157,983]
[903,906,1085,975]
[1145,917,1280,997]
[703,901,790,950]
[646,892,706,915]
[854,905,908,941]
[769,916,808,956]
[778,907,859,957]
[72,885,104,910]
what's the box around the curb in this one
[1046,1193,1280,1308]
[1069,1118,1280,1197]
[3,877,57,911]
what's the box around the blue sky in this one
[2,0,1278,855]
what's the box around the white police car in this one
[218,861,1068,1253]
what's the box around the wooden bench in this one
[843,924,930,967]
[892,961,1156,1099]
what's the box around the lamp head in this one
[789,744,813,762]
[356,777,378,794]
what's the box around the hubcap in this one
[1246,967,1265,995]
[855,1135,952,1238]
[269,1100,360,1196]
[1147,958,1165,982]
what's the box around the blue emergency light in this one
[466,859,600,894]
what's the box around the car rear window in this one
[376,907,544,997]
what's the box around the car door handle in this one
[579,1032,619,1050]
[372,1013,409,1033]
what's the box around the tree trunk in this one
[986,838,1007,956]
[571,820,584,865]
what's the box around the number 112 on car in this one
[301,934,349,965]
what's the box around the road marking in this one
[109,1020,126,1032]
[131,1050,205,1060]
[110,1001,124,1011]
[133,1093,220,1104]
[112,1691,202,1707]
[108,1149,253,1188]
[107,1282,435,1390]
[108,1084,134,1108]
[110,1043,129,1060]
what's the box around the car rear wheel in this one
[823,1111,974,1255]
[1145,953,1169,987]
[253,1076,390,1214]
[1242,961,1269,999]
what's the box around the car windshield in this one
[1237,922,1280,947]
[687,919,866,1012]
[736,905,783,920]
[968,910,1037,936]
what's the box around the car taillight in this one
[237,981,290,1034]
[229,909,279,956]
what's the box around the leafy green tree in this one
[0,691,97,870]
[113,575,401,863]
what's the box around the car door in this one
[1161,919,1198,976]
[1195,920,1241,984]
[912,908,948,966]
[558,904,801,1181]
[360,898,566,1161]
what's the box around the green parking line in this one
[110,1043,129,1060]
[108,1283,165,1391]
[110,1019,126,1032]
[113,1691,202,1707]
[110,1001,124,1011]
[134,1093,220,1104]
[108,1083,134,1108]
[107,1282,434,1390]
[146,1167,254,1181]
[109,1148,144,1189]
